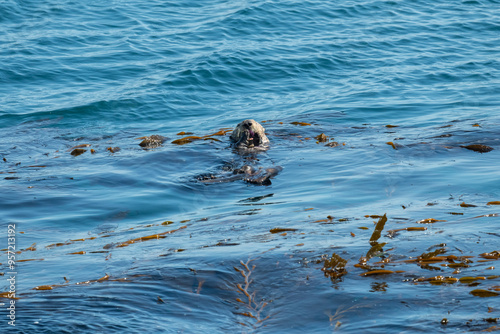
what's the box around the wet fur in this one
[230,119,269,149]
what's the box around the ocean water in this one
[1,0,500,332]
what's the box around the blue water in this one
[1,0,500,332]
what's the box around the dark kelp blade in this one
[70,148,87,156]
[323,253,347,270]
[171,136,203,145]
[460,202,477,207]
[322,252,348,279]
[270,228,297,234]
[369,214,387,244]
[365,242,387,261]
[470,289,499,297]
[460,144,494,153]
[360,269,396,276]
[420,248,447,260]
[315,133,329,142]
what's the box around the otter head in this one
[230,119,269,150]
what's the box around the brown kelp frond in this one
[234,258,271,328]
[322,252,348,281]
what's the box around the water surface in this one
[1,0,500,332]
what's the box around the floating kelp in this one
[290,122,311,126]
[24,243,36,251]
[369,214,387,244]
[97,273,110,281]
[445,263,469,268]
[365,215,385,219]
[460,202,477,207]
[416,218,446,224]
[470,289,499,297]
[406,254,473,266]
[473,213,499,218]
[315,133,329,142]
[360,269,397,276]
[487,201,500,205]
[172,136,203,145]
[322,252,348,279]
[0,292,19,300]
[33,285,54,290]
[325,141,339,147]
[31,273,144,293]
[203,137,221,142]
[420,248,447,260]
[385,125,399,128]
[414,275,459,284]
[106,147,120,153]
[46,236,97,249]
[364,242,387,262]
[459,276,486,283]
[387,226,427,237]
[270,228,297,234]
[386,142,397,149]
[171,129,232,145]
[67,144,91,151]
[107,225,187,248]
[70,148,86,156]
[460,144,494,153]
[161,221,174,225]
[480,251,500,260]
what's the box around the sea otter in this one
[200,165,283,186]
[230,119,269,150]
[199,119,280,185]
